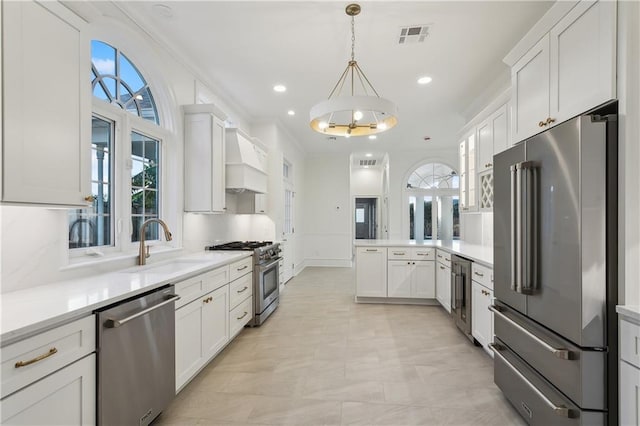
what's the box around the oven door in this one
[255,258,280,313]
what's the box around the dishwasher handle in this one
[104,294,181,328]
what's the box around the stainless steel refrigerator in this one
[491,102,617,425]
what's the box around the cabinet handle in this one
[237,265,248,271]
[437,254,443,258]
[538,120,547,127]
[237,311,248,320]
[474,271,484,277]
[393,252,405,255]
[15,347,58,368]
[237,286,248,293]
[407,262,411,265]
[546,117,556,125]
[366,249,378,252]
[84,195,95,203]
[440,266,445,270]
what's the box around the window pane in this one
[424,197,432,240]
[131,131,160,243]
[102,77,117,100]
[91,40,116,75]
[69,116,113,249]
[408,196,415,240]
[120,53,146,92]
[93,83,109,101]
[453,196,460,240]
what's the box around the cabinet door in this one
[356,247,387,297]
[387,261,412,298]
[549,0,616,124]
[491,104,508,156]
[477,119,493,174]
[619,360,640,426]
[512,34,550,144]
[467,132,477,210]
[255,193,267,214]
[202,285,229,361]
[436,263,451,312]
[184,113,213,212]
[471,281,492,349]
[175,299,204,390]
[412,261,435,299]
[1,354,95,425]
[211,115,226,212]
[2,1,90,206]
[459,140,467,209]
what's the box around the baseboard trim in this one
[355,296,441,306]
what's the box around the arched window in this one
[69,40,165,254]
[405,162,460,241]
[90,40,159,124]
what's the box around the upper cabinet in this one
[509,0,616,144]
[459,130,476,212]
[477,104,508,174]
[184,104,228,213]
[2,1,91,207]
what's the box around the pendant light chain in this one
[351,15,356,62]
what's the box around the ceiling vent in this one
[398,25,430,44]
[359,159,377,166]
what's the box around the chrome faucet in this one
[138,218,173,265]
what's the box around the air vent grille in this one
[398,25,430,44]
[359,159,377,166]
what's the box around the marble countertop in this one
[617,305,640,323]
[0,251,251,346]
[354,240,493,267]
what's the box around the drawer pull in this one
[237,286,248,293]
[15,347,58,368]
[365,249,378,252]
[237,265,249,271]
[474,271,484,277]
[437,254,443,258]
[393,252,405,255]
[489,305,573,360]
[489,343,574,418]
[237,311,248,320]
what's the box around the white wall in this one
[351,168,383,197]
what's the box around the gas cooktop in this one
[206,241,274,251]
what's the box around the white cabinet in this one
[620,317,640,426]
[237,192,268,214]
[184,104,227,213]
[459,130,476,211]
[202,285,230,361]
[356,247,387,298]
[228,261,253,338]
[387,248,436,299]
[1,354,96,425]
[471,263,494,356]
[2,1,91,206]
[510,0,616,143]
[477,104,508,173]
[436,250,451,313]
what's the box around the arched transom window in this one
[406,162,460,241]
[91,40,159,124]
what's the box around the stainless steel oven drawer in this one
[492,341,605,426]
[492,303,606,410]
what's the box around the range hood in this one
[225,128,268,194]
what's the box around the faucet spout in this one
[138,218,173,266]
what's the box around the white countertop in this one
[617,305,640,323]
[0,251,251,346]
[354,240,493,267]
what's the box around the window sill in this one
[62,245,184,272]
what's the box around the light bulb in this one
[319,121,329,129]
[345,133,351,138]
[353,110,364,121]
[368,135,377,140]
[378,122,387,131]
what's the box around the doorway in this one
[355,198,377,239]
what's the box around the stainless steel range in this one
[206,241,281,326]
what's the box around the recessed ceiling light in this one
[287,110,295,116]
[273,84,287,92]
[418,76,433,85]
[368,135,377,140]
[363,165,370,169]
[365,153,373,157]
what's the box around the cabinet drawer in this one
[472,263,493,290]
[1,315,95,398]
[620,319,640,369]
[229,296,253,338]
[412,248,434,260]
[388,247,410,260]
[229,256,253,282]
[229,273,253,310]
[175,266,228,309]
[436,250,451,267]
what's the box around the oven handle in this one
[489,305,573,360]
[104,294,181,328]
[489,343,574,418]
[257,257,280,271]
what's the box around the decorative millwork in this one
[310,4,398,138]
[479,172,494,209]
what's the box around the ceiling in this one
[117,1,553,155]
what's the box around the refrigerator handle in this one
[520,161,538,295]
[510,164,519,292]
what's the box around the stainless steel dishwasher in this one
[96,285,179,426]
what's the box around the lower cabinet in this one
[471,263,494,357]
[175,284,229,391]
[1,354,96,425]
[356,247,387,297]
[620,317,640,425]
[436,261,451,313]
[387,261,435,298]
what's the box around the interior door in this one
[355,198,377,239]
[493,142,527,314]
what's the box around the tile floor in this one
[156,267,526,425]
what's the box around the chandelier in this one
[310,3,398,138]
